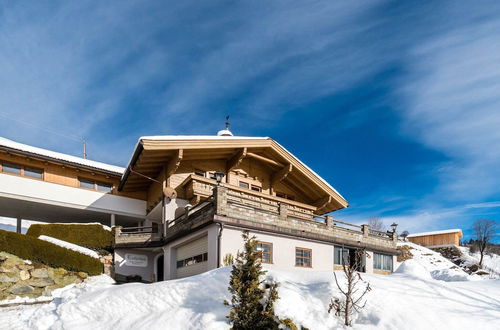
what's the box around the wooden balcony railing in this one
[115,175,396,247]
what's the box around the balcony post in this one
[392,231,398,243]
[214,185,228,216]
[362,224,369,237]
[114,226,122,241]
[326,215,333,227]
[279,203,288,221]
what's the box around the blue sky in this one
[0,1,499,241]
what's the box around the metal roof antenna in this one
[83,138,87,159]
[217,115,234,136]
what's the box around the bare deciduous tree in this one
[401,230,410,241]
[329,250,371,326]
[368,218,384,231]
[473,218,499,267]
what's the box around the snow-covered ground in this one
[38,236,100,259]
[1,257,499,330]
[458,246,500,278]
[396,241,482,281]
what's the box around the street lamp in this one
[390,222,398,233]
[213,171,225,185]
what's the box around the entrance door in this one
[157,255,164,281]
[348,249,366,272]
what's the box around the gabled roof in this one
[407,229,463,238]
[0,136,124,175]
[119,135,348,213]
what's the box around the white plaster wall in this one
[114,248,159,282]
[365,250,374,274]
[164,198,190,221]
[220,227,334,272]
[0,173,146,217]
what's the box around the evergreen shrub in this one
[27,223,113,250]
[0,229,103,275]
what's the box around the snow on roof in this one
[407,229,462,238]
[139,135,270,141]
[134,135,347,202]
[0,136,124,174]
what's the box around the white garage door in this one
[176,235,208,279]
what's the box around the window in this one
[176,252,208,268]
[256,242,273,263]
[194,169,205,177]
[295,248,312,267]
[96,182,113,193]
[2,163,21,175]
[239,181,249,189]
[251,185,261,192]
[24,167,43,179]
[1,162,44,179]
[79,178,113,193]
[374,253,393,271]
[79,178,95,189]
[334,246,350,265]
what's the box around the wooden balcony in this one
[115,176,397,251]
[179,174,317,219]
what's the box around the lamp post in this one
[390,222,398,233]
[213,171,225,185]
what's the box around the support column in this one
[362,224,369,238]
[16,217,22,234]
[110,214,116,227]
[326,215,333,227]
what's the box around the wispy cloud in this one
[397,10,500,202]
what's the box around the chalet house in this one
[0,130,398,282]
[407,229,463,248]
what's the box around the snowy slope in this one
[38,236,99,259]
[2,265,499,330]
[458,246,500,278]
[396,241,478,281]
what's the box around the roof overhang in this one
[119,136,348,213]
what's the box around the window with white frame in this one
[373,253,393,271]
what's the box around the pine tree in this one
[224,231,281,330]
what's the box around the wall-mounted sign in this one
[125,253,148,267]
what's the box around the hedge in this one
[26,224,114,251]
[0,229,103,275]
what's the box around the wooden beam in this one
[226,147,247,172]
[166,149,183,177]
[272,163,292,185]
[246,152,283,167]
[314,195,332,211]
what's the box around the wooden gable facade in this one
[119,137,348,215]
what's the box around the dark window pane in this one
[79,179,95,189]
[194,170,205,177]
[2,163,21,175]
[24,167,43,179]
[96,182,112,192]
[251,185,261,192]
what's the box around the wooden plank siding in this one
[408,232,461,247]
[0,150,146,200]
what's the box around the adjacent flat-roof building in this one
[407,229,463,248]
